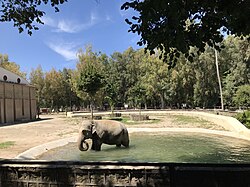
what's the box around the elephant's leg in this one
[116,144,121,147]
[95,143,102,151]
[122,140,129,148]
[121,132,129,148]
[91,139,97,150]
[91,139,102,151]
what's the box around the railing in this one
[1,160,250,187]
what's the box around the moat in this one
[38,131,250,163]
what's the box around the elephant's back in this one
[97,120,127,133]
[97,120,125,127]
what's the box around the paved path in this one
[0,115,79,159]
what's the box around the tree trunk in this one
[215,49,224,110]
[111,105,114,115]
[160,94,165,109]
[90,97,94,120]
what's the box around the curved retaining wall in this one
[167,111,250,139]
[67,110,250,139]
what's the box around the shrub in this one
[235,110,250,128]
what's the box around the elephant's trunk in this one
[78,137,89,151]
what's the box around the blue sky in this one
[0,0,141,75]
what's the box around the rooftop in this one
[0,67,29,85]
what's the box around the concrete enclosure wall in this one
[1,161,250,187]
[0,81,36,124]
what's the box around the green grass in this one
[111,116,161,125]
[171,115,211,125]
[0,141,15,149]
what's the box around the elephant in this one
[77,120,129,151]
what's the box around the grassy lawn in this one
[171,115,210,124]
[111,116,161,125]
[0,141,15,149]
[169,114,222,129]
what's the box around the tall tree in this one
[60,68,81,111]
[193,46,219,108]
[140,50,171,109]
[109,51,130,106]
[104,59,121,113]
[76,46,104,119]
[122,0,250,65]
[170,53,196,108]
[43,68,65,111]
[220,35,250,107]
[124,48,143,108]
[29,65,45,116]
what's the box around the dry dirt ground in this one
[0,113,226,159]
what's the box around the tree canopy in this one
[19,35,249,111]
[122,0,250,66]
[0,0,67,35]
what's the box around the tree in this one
[193,46,219,108]
[109,51,132,107]
[104,61,121,114]
[29,65,45,117]
[170,53,196,108]
[0,0,68,35]
[43,68,65,111]
[233,85,250,109]
[122,0,250,66]
[220,35,250,107]
[0,54,26,78]
[76,47,104,119]
[124,48,143,108]
[140,50,171,109]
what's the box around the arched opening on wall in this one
[3,75,7,81]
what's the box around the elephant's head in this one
[77,120,96,151]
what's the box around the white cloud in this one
[56,20,83,33]
[42,11,100,33]
[42,16,56,27]
[105,15,112,21]
[47,41,79,61]
[90,11,98,23]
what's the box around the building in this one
[0,67,37,124]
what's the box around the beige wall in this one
[0,99,3,123]
[0,83,3,123]
[0,81,37,125]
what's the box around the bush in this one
[233,85,250,108]
[235,110,250,128]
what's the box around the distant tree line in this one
[1,35,250,111]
